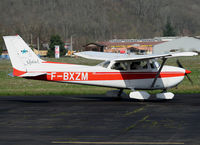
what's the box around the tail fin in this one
[3,35,44,76]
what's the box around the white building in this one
[153,37,200,54]
[153,36,181,42]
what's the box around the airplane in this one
[3,35,198,100]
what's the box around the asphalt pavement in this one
[0,94,199,145]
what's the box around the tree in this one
[0,36,3,55]
[47,35,66,57]
[163,19,176,37]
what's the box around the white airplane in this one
[3,35,198,100]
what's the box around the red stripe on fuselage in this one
[46,71,185,81]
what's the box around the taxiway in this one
[0,94,199,145]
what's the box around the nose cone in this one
[185,69,191,74]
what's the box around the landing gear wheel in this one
[156,92,174,100]
[129,91,150,100]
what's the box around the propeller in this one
[176,59,193,85]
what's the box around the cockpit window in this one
[97,61,110,68]
[111,62,128,70]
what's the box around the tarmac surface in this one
[0,94,200,145]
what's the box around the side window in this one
[140,61,148,69]
[130,61,148,70]
[111,62,128,70]
[130,61,140,70]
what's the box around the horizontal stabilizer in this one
[8,73,14,77]
[20,72,46,77]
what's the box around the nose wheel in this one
[156,92,174,100]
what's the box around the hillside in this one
[0,0,200,49]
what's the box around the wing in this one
[114,52,198,62]
[74,51,136,60]
[75,51,198,62]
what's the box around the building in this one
[0,44,9,59]
[153,37,200,54]
[83,43,105,52]
[32,43,49,57]
[83,39,164,54]
[33,49,48,56]
[0,50,9,59]
[103,41,164,54]
[153,36,181,42]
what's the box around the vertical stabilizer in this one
[3,35,44,76]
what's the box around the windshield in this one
[153,61,160,68]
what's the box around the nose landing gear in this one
[156,89,174,99]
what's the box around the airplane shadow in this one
[0,95,173,104]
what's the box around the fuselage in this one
[17,60,186,90]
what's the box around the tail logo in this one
[21,49,28,54]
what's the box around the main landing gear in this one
[129,90,174,100]
[106,89,174,100]
[106,89,126,99]
[129,91,150,100]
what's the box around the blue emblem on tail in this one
[21,49,28,54]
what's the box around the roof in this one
[98,41,164,46]
[153,37,200,54]
[83,42,105,47]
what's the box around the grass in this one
[0,56,199,96]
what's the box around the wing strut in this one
[151,57,167,89]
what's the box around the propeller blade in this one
[177,59,193,85]
[185,73,193,85]
[176,59,184,68]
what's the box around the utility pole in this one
[70,35,73,52]
[30,34,32,46]
[37,37,40,56]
